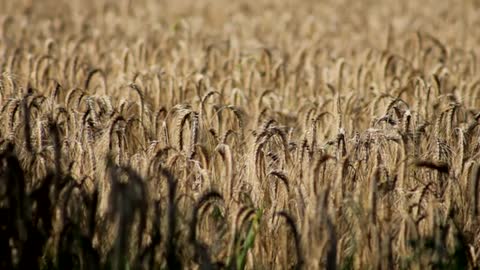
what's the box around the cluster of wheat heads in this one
[1,0,480,269]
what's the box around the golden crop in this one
[1,0,479,269]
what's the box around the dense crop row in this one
[1,0,480,269]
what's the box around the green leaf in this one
[236,208,262,270]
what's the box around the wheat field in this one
[1,0,480,269]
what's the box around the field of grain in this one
[1,0,480,269]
